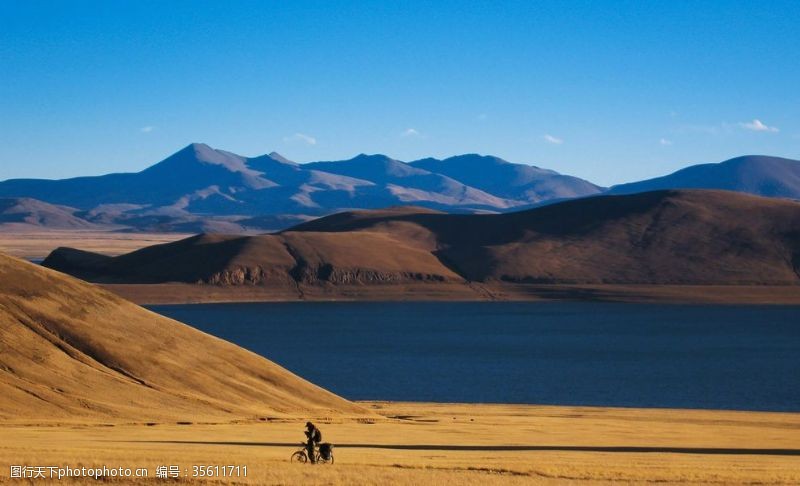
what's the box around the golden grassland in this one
[1,402,798,485]
[0,230,191,260]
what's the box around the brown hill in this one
[44,218,461,286]
[0,252,364,423]
[44,190,800,285]
[291,190,800,285]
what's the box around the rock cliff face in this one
[202,264,450,286]
[206,266,284,285]
[293,266,450,285]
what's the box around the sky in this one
[0,1,798,186]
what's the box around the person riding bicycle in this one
[304,422,322,464]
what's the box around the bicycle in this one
[290,442,334,464]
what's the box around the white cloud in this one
[739,119,779,132]
[140,126,155,133]
[283,133,317,145]
[400,128,421,138]
[659,138,673,146]
[543,134,563,145]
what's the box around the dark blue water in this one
[148,302,800,411]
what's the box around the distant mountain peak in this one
[148,143,249,171]
[414,153,551,173]
[454,153,506,161]
[350,153,395,163]
[267,152,296,165]
[181,142,215,156]
[187,141,211,149]
[721,154,796,167]
[135,143,277,192]
[446,153,513,166]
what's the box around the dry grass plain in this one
[1,402,798,485]
[0,230,191,260]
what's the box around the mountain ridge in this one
[0,144,602,231]
[410,153,604,203]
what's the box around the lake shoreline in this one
[105,281,800,305]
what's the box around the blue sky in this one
[1,1,798,186]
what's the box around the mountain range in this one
[0,144,798,232]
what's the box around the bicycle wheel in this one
[291,451,307,463]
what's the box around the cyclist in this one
[304,422,322,464]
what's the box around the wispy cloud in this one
[739,119,779,132]
[543,134,563,145]
[283,133,317,145]
[400,128,421,138]
[476,113,488,121]
[659,138,673,146]
[140,126,155,133]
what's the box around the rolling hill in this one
[0,251,364,422]
[0,197,98,230]
[45,190,800,286]
[609,155,800,198]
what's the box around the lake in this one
[148,302,800,412]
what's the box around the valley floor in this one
[1,402,798,485]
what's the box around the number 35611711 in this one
[192,465,247,477]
